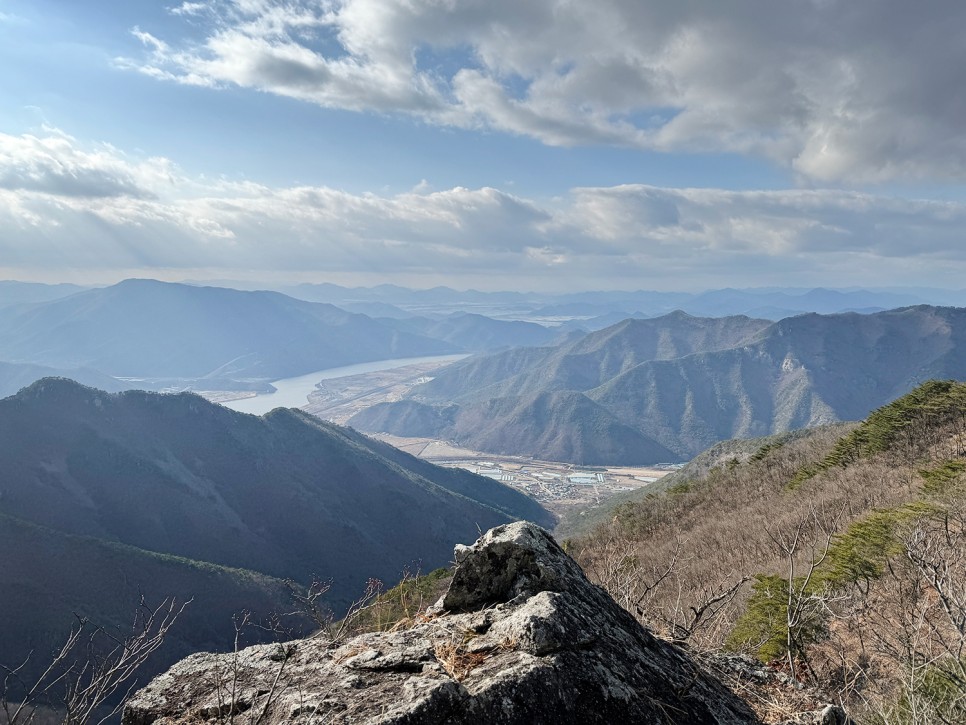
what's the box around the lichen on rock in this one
[123,522,767,724]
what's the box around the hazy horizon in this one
[3,277,966,299]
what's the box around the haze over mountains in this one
[5,278,966,321]
[4,278,965,467]
[0,377,549,684]
[350,306,966,464]
[4,278,962,397]
[277,282,966,327]
[0,280,566,395]
[0,360,127,399]
[380,312,562,352]
[0,280,459,387]
[0,281,88,309]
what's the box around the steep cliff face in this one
[124,523,846,724]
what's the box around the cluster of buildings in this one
[445,461,623,504]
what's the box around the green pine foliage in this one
[725,573,829,664]
[575,376,966,720]
[665,481,694,496]
[790,380,966,487]
[920,459,966,496]
[827,380,966,458]
[730,382,966,663]
[733,467,949,663]
[816,503,936,589]
[749,437,790,463]
[725,575,792,662]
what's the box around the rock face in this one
[124,522,759,724]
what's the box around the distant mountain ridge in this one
[413,312,771,404]
[276,280,966,326]
[380,312,561,352]
[350,306,966,463]
[0,279,458,385]
[0,360,126,398]
[0,280,88,309]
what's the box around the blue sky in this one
[2,0,965,291]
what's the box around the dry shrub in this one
[571,404,966,721]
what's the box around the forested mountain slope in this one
[413,311,770,403]
[0,378,550,693]
[570,380,966,722]
[0,510,295,700]
[0,379,549,591]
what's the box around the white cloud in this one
[0,129,177,199]
[168,2,210,17]
[2,129,966,289]
[118,0,966,184]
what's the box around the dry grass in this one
[432,637,487,681]
[571,407,966,721]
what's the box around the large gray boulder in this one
[124,522,759,724]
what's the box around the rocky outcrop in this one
[124,522,762,724]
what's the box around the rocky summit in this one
[123,523,829,724]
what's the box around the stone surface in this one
[124,522,763,724]
[706,654,853,725]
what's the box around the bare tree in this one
[765,504,843,681]
[664,576,750,644]
[899,511,966,722]
[1,596,189,725]
[203,576,386,724]
[284,577,383,643]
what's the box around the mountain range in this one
[379,312,561,352]
[350,306,966,463]
[0,279,460,385]
[0,281,575,396]
[0,378,550,685]
[276,281,966,325]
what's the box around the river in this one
[221,354,467,415]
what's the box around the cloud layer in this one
[2,129,965,289]
[122,0,966,184]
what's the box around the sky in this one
[1,0,966,292]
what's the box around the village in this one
[372,434,680,515]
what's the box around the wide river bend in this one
[222,354,466,415]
